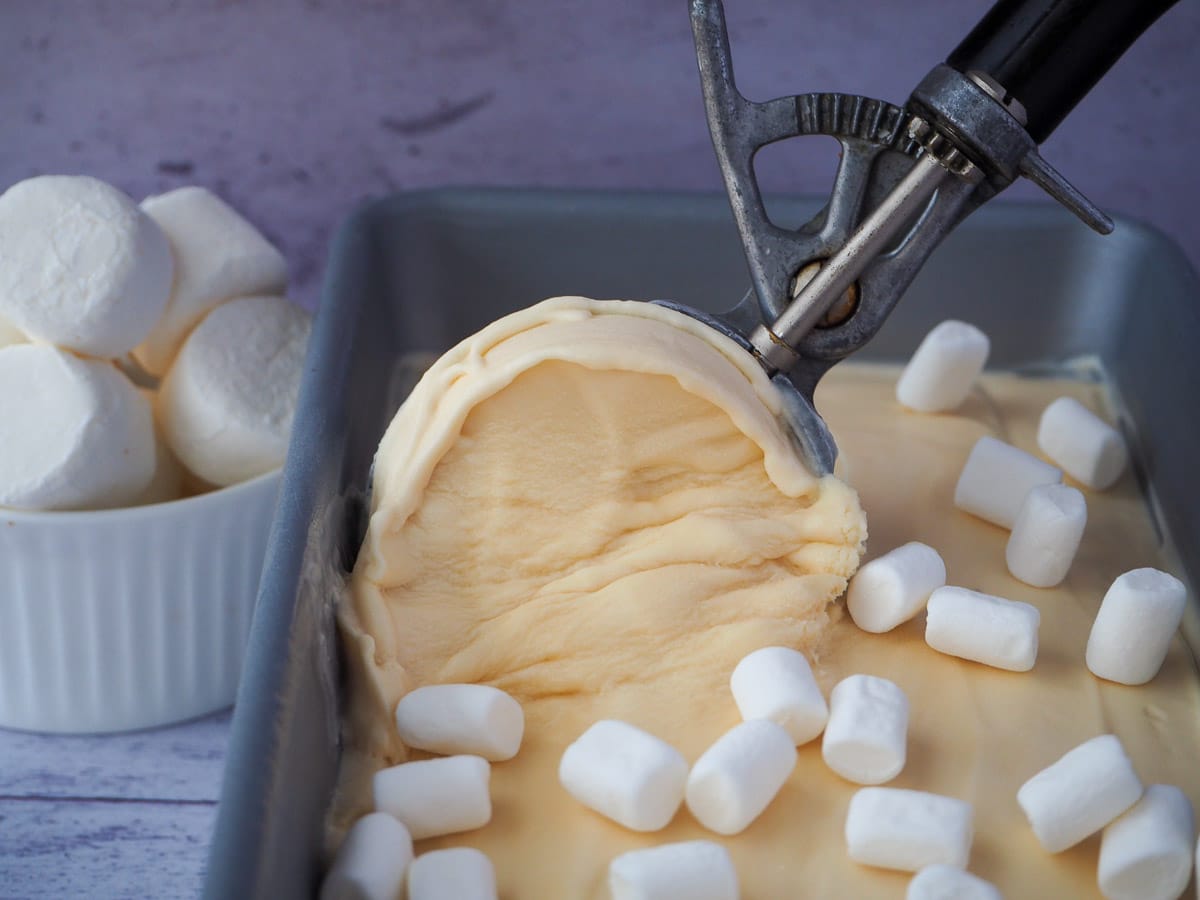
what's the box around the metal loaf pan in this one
[203,188,1200,899]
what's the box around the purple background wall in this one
[3,0,1197,310]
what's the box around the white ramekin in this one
[0,470,281,733]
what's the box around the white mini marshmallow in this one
[1017,734,1143,853]
[685,719,797,835]
[954,435,1063,529]
[0,175,172,357]
[907,865,1001,900]
[320,812,413,900]
[558,720,688,832]
[0,314,24,349]
[1037,396,1128,490]
[925,586,1040,672]
[158,295,311,486]
[1005,483,1087,587]
[0,345,155,510]
[845,787,974,872]
[1099,784,1195,900]
[136,186,288,374]
[896,320,990,413]
[407,848,497,900]
[609,841,739,900]
[373,755,491,840]
[846,542,947,633]
[395,684,524,761]
[822,674,909,785]
[1086,568,1188,686]
[730,646,828,745]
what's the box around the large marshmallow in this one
[1037,396,1128,490]
[822,674,909,785]
[954,435,1063,529]
[1005,483,1087,587]
[845,787,974,872]
[320,812,413,900]
[846,542,947,633]
[925,586,1040,672]
[685,719,797,835]
[1017,734,1143,853]
[157,295,310,486]
[1086,568,1188,686]
[407,848,497,900]
[558,720,688,832]
[395,684,524,761]
[0,314,24,348]
[0,345,155,510]
[1099,784,1195,900]
[0,175,172,357]
[609,841,739,900]
[730,646,828,745]
[136,186,287,374]
[895,320,990,413]
[372,755,491,840]
[906,865,1001,900]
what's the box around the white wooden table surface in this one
[0,711,231,899]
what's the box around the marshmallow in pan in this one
[1017,734,1143,853]
[373,755,491,840]
[1005,483,1087,588]
[136,186,287,374]
[896,320,990,413]
[559,720,688,832]
[0,314,24,349]
[822,674,909,785]
[685,719,797,835]
[1099,784,1195,900]
[320,812,413,900]
[845,787,974,872]
[158,295,311,487]
[407,848,497,900]
[0,175,172,357]
[730,646,828,745]
[907,865,1001,900]
[1086,568,1188,686]
[954,436,1063,529]
[395,684,524,761]
[1037,396,1128,490]
[609,841,739,900]
[846,542,947,633]
[925,586,1040,672]
[0,345,155,510]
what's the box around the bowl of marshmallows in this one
[0,175,311,733]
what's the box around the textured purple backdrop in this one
[3,0,1197,309]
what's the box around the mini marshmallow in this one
[925,586,1040,672]
[685,719,797,835]
[0,314,24,349]
[907,865,1001,900]
[730,646,828,745]
[896,320,990,413]
[1086,568,1188,686]
[0,176,173,357]
[136,186,287,374]
[609,841,739,900]
[1005,483,1087,587]
[407,848,497,900]
[1017,734,1143,853]
[1099,784,1195,900]
[822,674,909,785]
[157,295,311,487]
[395,684,524,761]
[1037,396,1128,490]
[845,787,974,872]
[320,812,413,900]
[954,435,1063,529]
[373,755,491,840]
[0,345,155,510]
[846,542,947,633]
[559,720,688,832]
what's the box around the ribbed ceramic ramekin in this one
[0,469,281,733]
